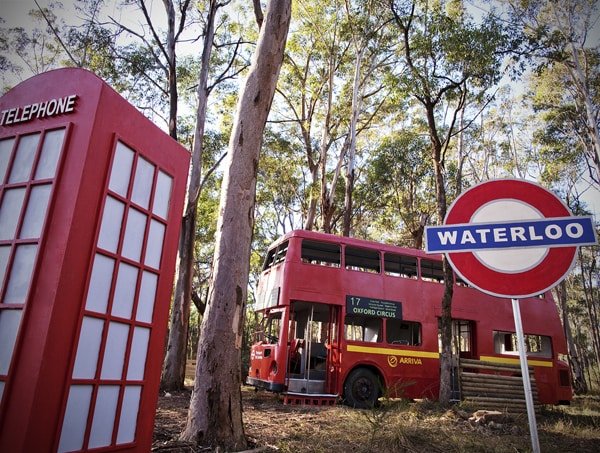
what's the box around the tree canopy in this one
[2,0,599,448]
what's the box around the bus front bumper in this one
[246,376,285,393]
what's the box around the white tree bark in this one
[181,1,291,449]
[161,0,219,392]
[550,1,600,184]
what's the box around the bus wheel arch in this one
[342,366,385,409]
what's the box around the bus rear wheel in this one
[343,368,380,409]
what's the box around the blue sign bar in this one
[425,216,597,253]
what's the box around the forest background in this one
[1,0,600,446]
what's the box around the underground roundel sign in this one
[424,179,597,298]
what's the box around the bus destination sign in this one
[346,295,402,319]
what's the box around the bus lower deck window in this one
[386,319,421,346]
[344,314,381,343]
[493,331,552,358]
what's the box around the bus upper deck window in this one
[384,253,417,279]
[262,248,276,270]
[420,259,444,283]
[262,240,289,271]
[455,275,470,287]
[301,240,340,267]
[345,246,380,274]
[273,241,288,265]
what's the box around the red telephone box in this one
[0,68,190,452]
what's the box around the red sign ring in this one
[445,179,576,298]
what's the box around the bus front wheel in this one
[343,368,380,409]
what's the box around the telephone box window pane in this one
[4,244,37,304]
[136,271,157,323]
[35,128,65,179]
[131,157,154,209]
[116,386,141,444]
[100,321,129,380]
[144,220,165,269]
[0,309,22,374]
[0,381,4,403]
[122,208,146,262]
[0,138,15,183]
[20,184,51,239]
[58,385,93,453]
[98,196,125,253]
[0,187,26,240]
[108,142,134,197]
[72,316,104,379]
[127,327,150,380]
[153,171,172,219]
[0,246,9,287]
[88,385,119,448]
[112,262,138,319]
[86,254,115,314]
[8,133,40,183]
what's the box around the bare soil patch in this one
[152,388,600,452]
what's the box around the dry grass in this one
[153,388,600,452]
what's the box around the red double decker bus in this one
[246,230,573,408]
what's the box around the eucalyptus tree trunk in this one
[428,111,455,405]
[568,42,600,183]
[579,249,600,369]
[181,1,291,449]
[161,0,219,391]
[319,50,336,233]
[343,45,365,237]
[550,2,600,184]
[304,164,319,230]
[163,0,178,139]
[138,0,191,140]
[556,281,587,393]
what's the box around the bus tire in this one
[343,368,380,409]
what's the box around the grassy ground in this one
[153,388,600,452]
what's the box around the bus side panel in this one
[452,285,572,405]
[339,351,439,401]
[286,262,343,302]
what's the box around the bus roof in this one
[272,229,443,260]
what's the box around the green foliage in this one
[563,243,600,392]
[4,0,600,399]
[392,0,509,98]
[358,131,435,246]
[529,52,600,186]
[0,3,66,91]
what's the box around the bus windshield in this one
[256,311,282,344]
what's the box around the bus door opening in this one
[453,320,475,359]
[439,319,476,360]
[439,319,475,400]
[249,308,284,383]
[287,301,338,395]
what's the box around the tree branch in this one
[33,0,79,66]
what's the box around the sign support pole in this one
[511,298,540,453]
